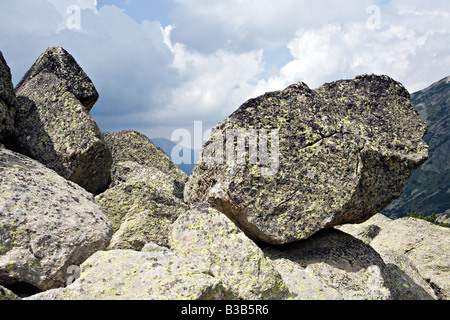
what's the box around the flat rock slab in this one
[0,148,113,292]
[27,245,236,300]
[185,75,428,244]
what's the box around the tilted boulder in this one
[185,75,429,245]
[27,244,236,300]
[264,228,436,300]
[13,46,112,195]
[0,51,16,142]
[169,203,291,300]
[96,131,188,250]
[0,147,113,292]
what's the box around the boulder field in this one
[1,47,447,300]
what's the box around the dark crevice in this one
[2,281,42,298]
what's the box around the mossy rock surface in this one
[185,74,429,245]
[13,47,111,195]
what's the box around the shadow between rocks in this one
[263,228,435,300]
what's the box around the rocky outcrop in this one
[264,228,436,300]
[0,147,113,292]
[185,74,429,245]
[1,52,444,302]
[12,47,112,195]
[96,131,188,250]
[28,244,236,300]
[339,214,450,300]
[169,203,291,300]
[0,51,16,142]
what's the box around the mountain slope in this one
[383,76,450,218]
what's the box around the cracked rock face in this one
[185,75,429,245]
[13,47,112,195]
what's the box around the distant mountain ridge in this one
[383,76,450,218]
[151,138,196,175]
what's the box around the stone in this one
[96,131,188,250]
[339,214,449,299]
[13,46,112,195]
[368,217,449,300]
[27,246,236,300]
[96,162,187,250]
[15,47,98,111]
[169,202,291,300]
[0,148,113,292]
[185,74,428,245]
[103,130,187,184]
[264,228,436,300]
[0,51,16,142]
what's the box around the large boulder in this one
[27,244,236,300]
[263,228,436,300]
[169,203,291,300]
[96,131,188,250]
[0,147,113,293]
[13,46,112,195]
[340,214,450,300]
[0,51,16,142]
[185,75,429,245]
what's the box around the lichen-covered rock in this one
[185,74,429,245]
[103,130,187,184]
[264,228,435,300]
[169,203,291,300]
[15,47,99,111]
[13,47,112,195]
[0,51,16,142]
[96,161,187,250]
[0,148,113,292]
[364,217,449,300]
[339,214,449,299]
[27,246,236,300]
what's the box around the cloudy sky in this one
[1,0,449,143]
